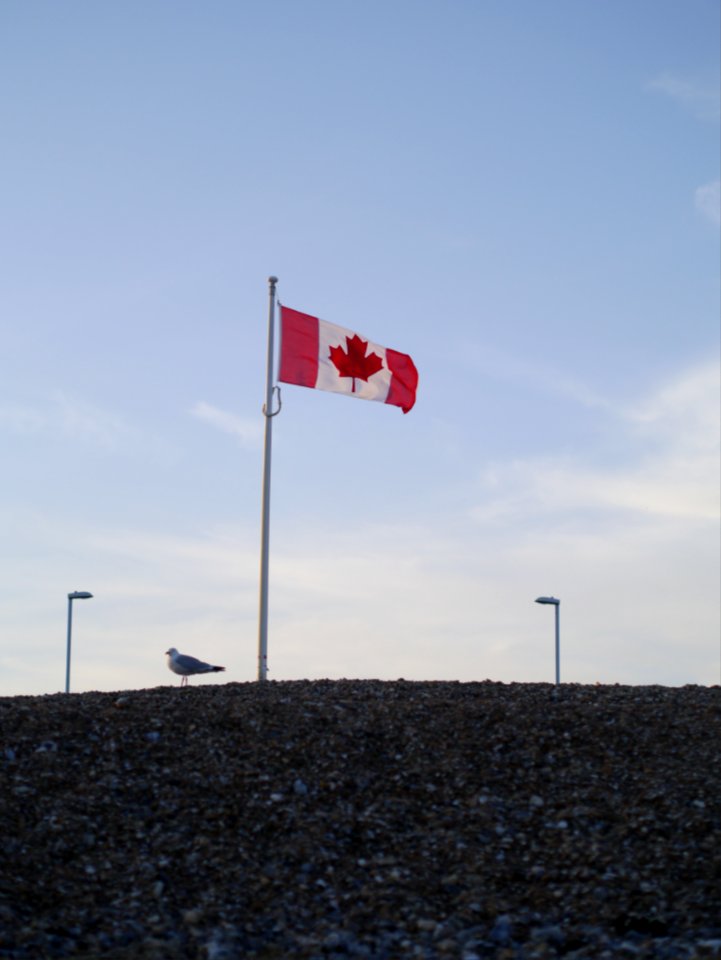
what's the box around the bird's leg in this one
[181,676,188,687]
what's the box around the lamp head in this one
[535,596,559,605]
[68,591,93,600]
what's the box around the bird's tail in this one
[211,666,225,673]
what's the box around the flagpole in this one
[258,275,278,681]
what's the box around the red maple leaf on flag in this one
[329,334,384,392]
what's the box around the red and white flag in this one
[278,306,418,414]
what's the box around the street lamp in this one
[535,596,560,685]
[66,591,93,693]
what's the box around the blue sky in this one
[1,0,719,694]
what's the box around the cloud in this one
[260,509,719,686]
[191,401,263,447]
[3,360,718,695]
[647,73,721,122]
[627,358,720,450]
[85,525,259,596]
[473,454,717,524]
[55,393,138,450]
[460,342,613,411]
[0,403,46,433]
[695,180,721,226]
[0,393,137,450]
[471,359,721,523]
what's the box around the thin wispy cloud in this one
[695,180,721,226]
[265,502,719,685]
[461,343,614,411]
[471,360,721,523]
[0,403,46,434]
[473,453,718,523]
[627,359,721,450]
[192,401,262,448]
[55,393,137,451]
[86,526,258,589]
[646,73,721,122]
[0,394,137,451]
[645,73,720,224]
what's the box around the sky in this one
[1,0,719,695]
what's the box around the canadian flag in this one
[278,306,418,414]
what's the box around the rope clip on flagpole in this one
[263,385,282,417]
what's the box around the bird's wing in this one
[174,653,212,673]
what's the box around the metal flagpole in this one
[258,276,278,681]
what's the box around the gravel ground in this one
[1,680,720,959]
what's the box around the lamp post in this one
[535,596,560,685]
[66,591,93,693]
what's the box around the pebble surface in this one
[1,680,720,958]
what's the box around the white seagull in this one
[165,647,226,686]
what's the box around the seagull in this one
[165,647,226,686]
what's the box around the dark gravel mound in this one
[1,680,720,959]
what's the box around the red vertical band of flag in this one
[279,305,418,413]
[278,307,319,388]
[385,348,419,414]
